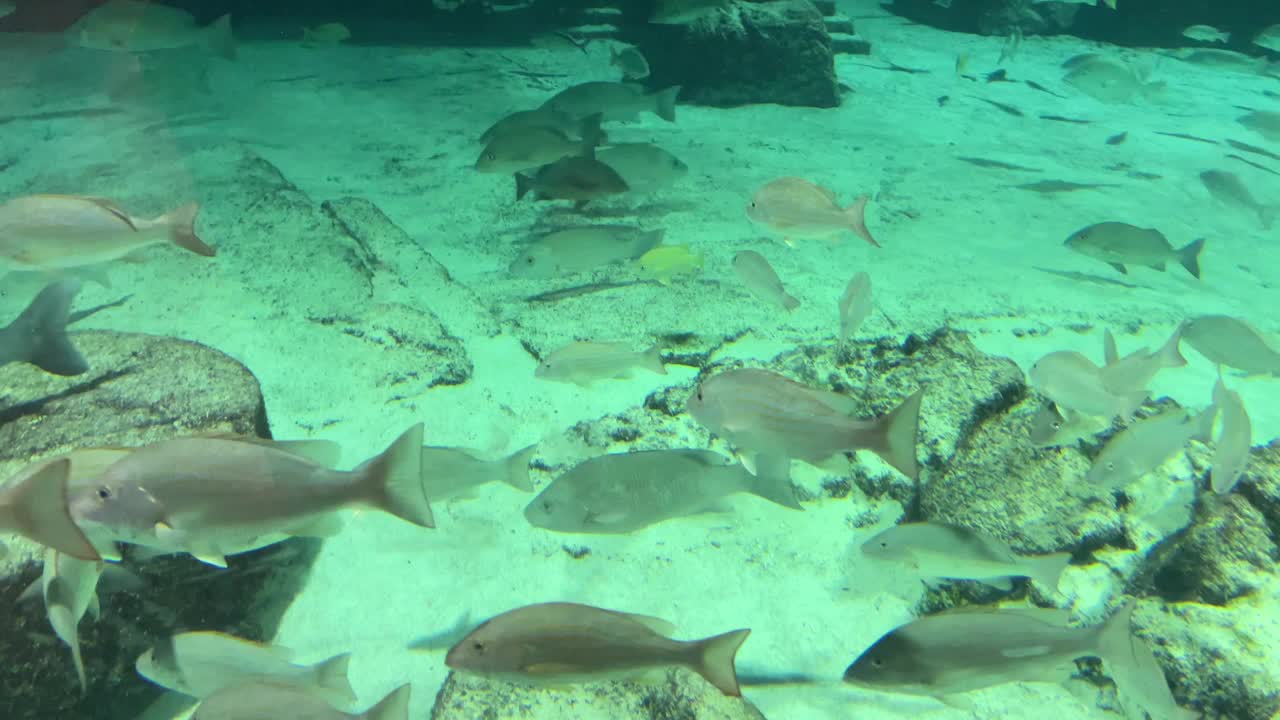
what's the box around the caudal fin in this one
[746,465,803,510]
[515,173,535,201]
[578,113,605,154]
[651,85,681,122]
[2,279,89,376]
[1176,238,1205,279]
[359,424,434,528]
[1026,551,1072,591]
[692,629,750,696]
[204,14,237,60]
[865,387,924,479]
[1154,324,1187,369]
[502,444,537,492]
[642,344,667,375]
[363,683,411,720]
[311,652,357,705]
[162,203,216,257]
[0,459,101,561]
[1096,601,1200,720]
[845,195,881,248]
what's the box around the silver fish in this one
[193,681,410,720]
[474,114,602,174]
[69,0,235,59]
[733,250,799,311]
[1199,170,1274,229]
[0,279,88,376]
[1099,327,1186,395]
[535,341,666,386]
[1182,25,1229,43]
[37,548,104,691]
[1063,222,1204,278]
[1181,315,1280,376]
[1028,401,1106,447]
[421,444,536,502]
[594,143,688,193]
[838,272,872,343]
[510,226,664,278]
[541,82,680,123]
[1087,407,1214,488]
[610,45,650,80]
[479,107,583,145]
[0,458,101,561]
[1210,374,1251,495]
[860,522,1071,591]
[1029,350,1146,420]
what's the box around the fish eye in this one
[871,657,884,668]
[96,487,113,500]
[1052,420,1063,430]
[526,256,535,264]
[485,153,495,161]
[472,642,485,653]
[878,541,888,548]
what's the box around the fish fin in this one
[87,592,101,622]
[287,513,345,538]
[1026,552,1072,591]
[864,387,925,479]
[976,576,1014,591]
[160,203,215,257]
[1108,262,1128,274]
[502,444,538,492]
[642,344,667,375]
[578,113,605,153]
[45,595,89,691]
[844,195,881,247]
[0,459,100,561]
[515,173,534,201]
[746,460,802,510]
[189,549,228,568]
[365,683,411,720]
[615,610,677,636]
[651,85,681,122]
[1096,600,1136,671]
[736,452,758,476]
[359,423,434,529]
[265,439,342,467]
[693,628,750,697]
[1177,238,1205,279]
[781,292,800,311]
[99,563,143,595]
[7,279,89,376]
[17,577,42,604]
[311,652,357,705]
[935,693,976,711]
[204,14,237,60]
[1148,261,1166,272]
[1103,329,1119,367]
[1155,324,1187,369]
[752,454,791,485]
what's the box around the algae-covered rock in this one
[1147,493,1278,605]
[430,668,767,720]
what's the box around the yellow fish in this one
[637,244,703,284]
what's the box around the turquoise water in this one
[1,1,1278,718]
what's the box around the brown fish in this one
[746,177,880,247]
[445,602,750,696]
[479,107,584,145]
[475,114,603,174]
[515,156,629,208]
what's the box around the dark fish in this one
[1015,180,1119,193]
[971,96,1023,116]
[515,156,629,208]
[1038,115,1093,124]
[1064,222,1205,278]
[1106,132,1128,145]
[1033,266,1139,289]
[957,157,1041,172]
[1024,80,1068,98]
[0,279,89,375]
[1153,131,1218,145]
[525,281,644,303]
[1226,154,1280,177]
[1226,138,1280,162]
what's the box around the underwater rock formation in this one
[1145,493,1278,606]
[430,667,767,719]
[0,331,320,720]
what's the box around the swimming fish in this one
[0,2,14,19]
[1029,351,1146,420]
[1028,401,1106,447]
[68,425,432,567]
[445,602,750,696]
[535,341,666,386]
[687,368,923,480]
[0,279,89,376]
[1237,110,1280,143]
[475,114,603,174]
[610,45,650,80]
[301,22,351,46]
[838,271,872,343]
[193,681,410,720]
[0,195,215,272]
[595,143,688,193]
[136,631,356,704]
[541,82,680,123]
[1210,374,1251,495]
[636,244,703,284]
[524,449,801,534]
[420,444,536,502]
[1180,315,1280,376]
[0,459,101,561]
[1181,25,1229,43]
[515,156,629,208]
[37,548,104,691]
[1254,24,1280,53]
[1032,0,1115,7]
[746,177,880,247]
[1199,170,1274,229]
[651,0,732,24]
[69,0,236,59]
[1099,327,1186,396]
[510,226,664,278]
[1062,57,1160,103]
[1087,406,1214,489]
[860,522,1071,591]
[479,107,584,145]
[1063,222,1204,278]
[732,250,799,311]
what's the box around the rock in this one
[430,668,767,720]
[1145,493,1278,605]
[0,331,321,720]
[823,13,854,34]
[1238,440,1280,540]
[831,32,871,55]
[631,0,840,108]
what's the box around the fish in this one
[1178,49,1265,72]
[650,0,733,24]
[686,368,924,480]
[1028,351,1146,420]
[1063,57,1160,103]
[514,156,629,208]
[0,1,14,19]
[1028,401,1107,447]
[732,250,800,311]
[301,22,351,46]
[136,631,356,704]
[420,444,537,502]
[610,45,650,80]
[510,226,664,278]
[475,114,603,174]
[1087,406,1214,489]
[193,681,411,720]
[530,31,590,53]
[1063,222,1204,278]
[0,459,101,561]
[1180,315,1280,376]
[69,0,236,59]
[1182,25,1229,43]
[1099,327,1186,396]
[1032,0,1115,6]
[746,177,880,247]
[36,548,104,691]
[1015,180,1118,193]
[594,143,688,193]
[68,424,432,567]
[0,195,215,272]
[534,341,666,386]
[838,271,872,343]
[524,449,801,534]
[540,82,680,123]
[0,279,89,375]
[479,107,585,145]
[1238,111,1280,143]
[1210,374,1251,495]
[1254,24,1280,53]
[1199,170,1274,229]
[636,244,703,285]
[860,522,1071,591]
[445,601,750,696]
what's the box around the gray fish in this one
[838,271,872,343]
[733,250,799,311]
[510,226,664,278]
[1099,326,1186,395]
[860,522,1071,591]
[686,368,924,480]
[1210,374,1251,495]
[479,107,583,145]
[474,114,603,174]
[70,0,236,59]
[1029,350,1146,420]
[193,681,410,720]
[1199,170,1274,229]
[1087,406,1214,488]
[445,602,750,696]
[1182,25,1230,44]
[0,279,89,375]
[541,81,680,123]
[421,444,536,502]
[1254,24,1280,53]
[1237,110,1280,143]
[0,458,101,561]
[1064,222,1204,278]
[610,45,650,80]
[515,156,629,208]
[1063,57,1160,103]
[1181,315,1280,376]
[37,548,104,691]
[523,449,801,534]
[535,341,665,386]
[1028,401,1106,447]
[594,143,688,193]
[68,425,431,567]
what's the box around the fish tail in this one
[1176,237,1205,279]
[651,85,681,122]
[311,652,357,705]
[6,279,89,376]
[865,387,925,479]
[692,628,750,696]
[1154,324,1187,369]
[515,173,535,201]
[746,464,803,510]
[844,195,881,247]
[642,344,667,375]
[0,459,101,561]
[161,203,216,257]
[1095,600,1136,670]
[364,683,412,720]
[358,423,434,528]
[578,112,605,155]
[502,444,537,492]
[781,292,801,312]
[204,14,237,60]
[1026,551,1072,591]
[1262,207,1276,231]
[1103,329,1119,366]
